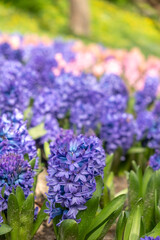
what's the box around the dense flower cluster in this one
[0,60,29,114]
[134,76,159,113]
[101,94,127,115]
[0,42,23,61]
[0,110,37,160]
[46,131,105,224]
[147,119,160,149]
[100,74,128,98]
[0,152,34,207]
[149,151,160,171]
[136,111,154,141]
[0,35,159,158]
[101,113,135,154]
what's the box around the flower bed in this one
[0,33,160,240]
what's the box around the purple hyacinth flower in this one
[0,110,37,160]
[46,131,105,224]
[0,151,34,208]
[0,60,29,114]
[147,119,160,149]
[100,74,128,98]
[153,101,160,119]
[134,76,159,113]
[136,111,154,141]
[149,151,160,171]
[0,214,3,226]
[101,113,135,154]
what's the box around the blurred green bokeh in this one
[0,0,160,56]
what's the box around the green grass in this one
[0,0,160,56]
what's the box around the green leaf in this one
[85,194,126,240]
[28,123,46,140]
[77,196,99,240]
[96,208,123,240]
[116,211,127,240]
[155,190,160,223]
[31,200,48,237]
[16,186,25,210]
[143,174,156,232]
[19,194,34,240]
[44,142,50,158]
[155,170,160,201]
[104,154,113,178]
[128,171,139,209]
[93,176,103,199]
[59,219,78,240]
[0,224,12,235]
[144,222,160,238]
[128,147,145,154]
[0,186,5,198]
[128,205,142,240]
[142,166,153,197]
[7,193,20,240]
[29,158,36,169]
[123,199,143,240]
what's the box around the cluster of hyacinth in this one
[0,42,23,61]
[135,98,160,170]
[149,150,160,171]
[101,113,135,154]
[0,110,37,160]
[46,130,106,224]
[134,76,159,113]
[0,60,30,114]
[0,152,34,224]
[99,74,136,153]
[0,109,37,224]
[0,34,160,91]
[0,36,159,157]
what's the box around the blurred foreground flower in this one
[149,151,160,171]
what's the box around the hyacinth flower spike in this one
[0,111,47,239]
[45,130,126,240]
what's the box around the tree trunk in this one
[69,0,90,36]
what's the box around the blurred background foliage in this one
[0,0,160,56]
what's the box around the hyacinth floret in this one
[149,150,160,171]
[46,131,105,224]
[0,152,34,207]
[101,113,135,154]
